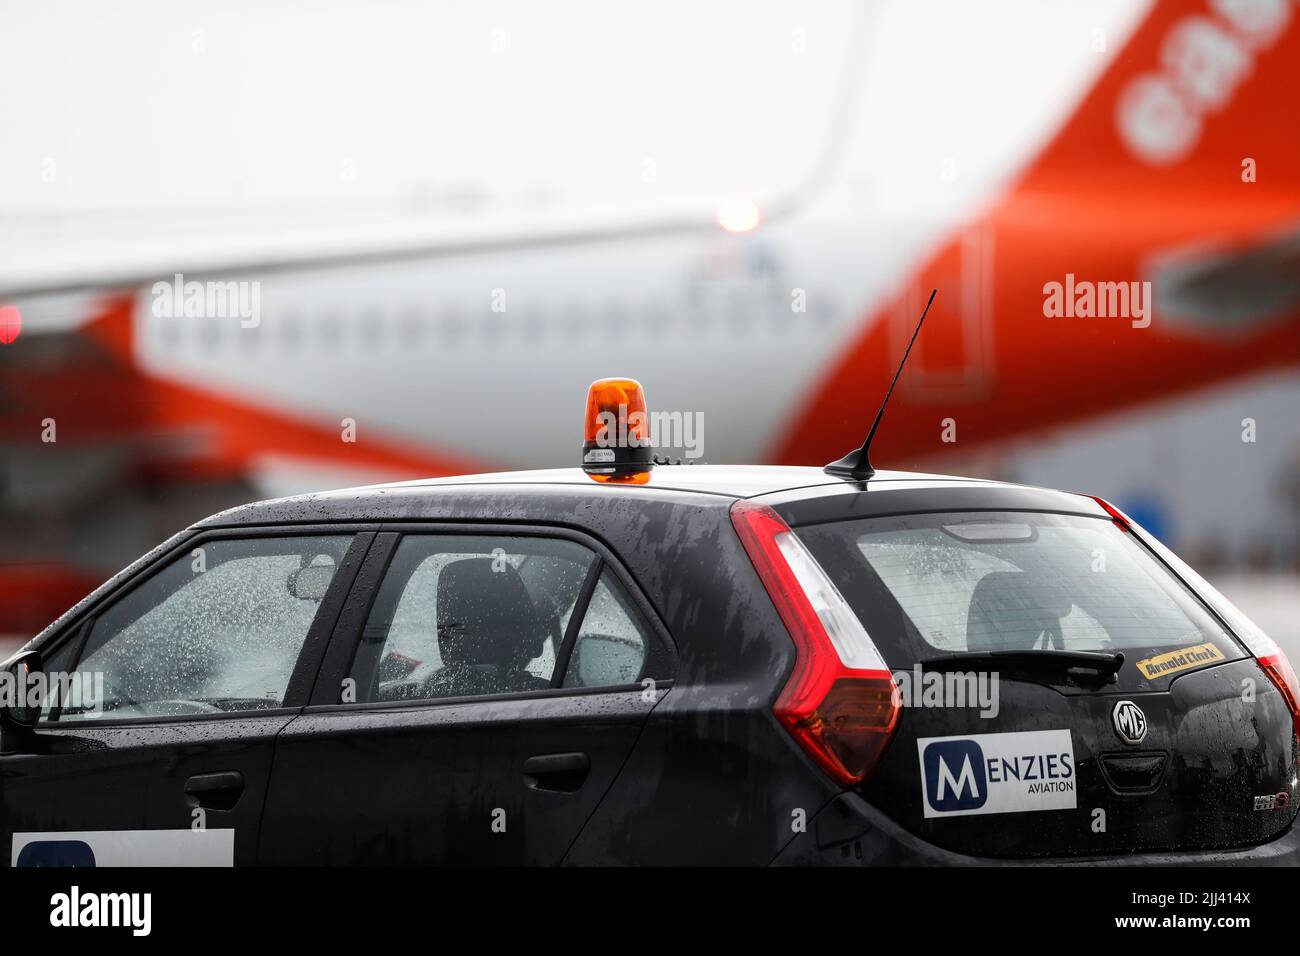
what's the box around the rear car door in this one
[258,526,674,865]
[1,530,367,866]
[792,507,1299,858]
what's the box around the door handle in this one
[522,752,590,792]
[184,771,245,811]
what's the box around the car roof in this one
[196,464,1032,528]
[366,464,1013,498]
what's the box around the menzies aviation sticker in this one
[917,730,1076,819]
[11,829,234,866]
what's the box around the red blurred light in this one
[0,304,21,345]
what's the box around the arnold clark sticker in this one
[1134,641,1224,681]
[917,729,1076,818]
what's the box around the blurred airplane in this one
[2,0,1300,635]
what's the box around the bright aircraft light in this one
[716,197,761,233]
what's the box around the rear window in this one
[793,511,1245,665]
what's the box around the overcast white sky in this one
[1,0,856,214]
[1,0,1146,224]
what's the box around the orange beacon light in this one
[582,378,654,483]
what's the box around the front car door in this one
[1,529,370,866]
[258,526,675,864]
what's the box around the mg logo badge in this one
[1112,700,1148,745]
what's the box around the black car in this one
[2,453,1297,865]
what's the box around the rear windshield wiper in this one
[915,649,1126,677]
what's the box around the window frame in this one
[558,565,658,690]
[32,525,376,728]
[307,521,676,712]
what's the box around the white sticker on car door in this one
[12,828,234,866]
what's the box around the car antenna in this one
[823,287,937,481]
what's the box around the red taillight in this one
[730,500,900,786]
[1089,495,1132,532]
[1258,652,1300,737]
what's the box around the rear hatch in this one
[792,508,1299,858]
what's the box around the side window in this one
[58,535,354,721]
[354,535,596,703]
[563,571,650,689]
